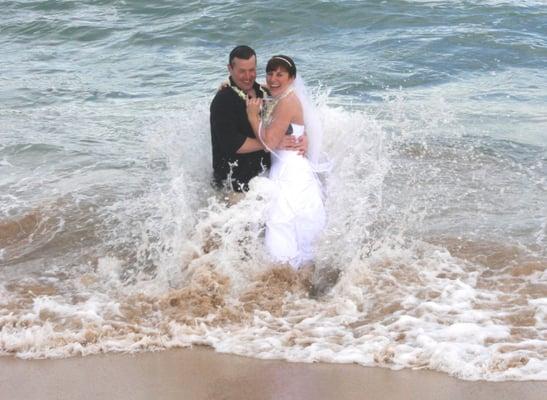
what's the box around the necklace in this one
[229,81,268,101]
[261,86,294,126]
[229,84,248,101]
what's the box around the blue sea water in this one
[0,0,546,380]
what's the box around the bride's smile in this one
[266,68,294,97]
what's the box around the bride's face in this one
[266,68,294,97]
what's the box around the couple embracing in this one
[210,45,326,270]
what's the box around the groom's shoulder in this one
[211,87,237,112]
[212,86,235,104]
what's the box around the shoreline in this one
[1,347,545,400]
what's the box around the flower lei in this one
[229,83,248,101]
[261,87,294,126]
[229,81,268,101]
[228,81,293,126]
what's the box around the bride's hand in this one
[246,97,262,118]
[295,133,308,156]
[279,133,308,156]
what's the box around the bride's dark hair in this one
[266,55,297,77]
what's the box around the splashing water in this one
[1,94,545,381]
[1,0,546,382]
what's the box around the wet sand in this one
[0,347,545,400]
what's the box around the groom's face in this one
[228,56,257,93]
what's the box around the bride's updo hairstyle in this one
[266,55,297,78]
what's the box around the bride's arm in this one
[247,97,296,151]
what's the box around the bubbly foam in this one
[1,96,545,382]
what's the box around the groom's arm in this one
[236,137,263,154]
[211,93,263,155]
[238,132,307,154]
[238,134,307,153]
[279,134,308,155]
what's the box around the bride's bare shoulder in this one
[279,92,302,111]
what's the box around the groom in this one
[210,45,305,193]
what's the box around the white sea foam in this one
[0,97,545,382]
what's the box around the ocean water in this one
[1,0,546,381]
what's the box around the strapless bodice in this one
[289,123,304,138]
[275,123,305,162]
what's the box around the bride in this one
[246,55,326,269]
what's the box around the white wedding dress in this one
[265,123,326,269]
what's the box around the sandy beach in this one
[1,347,545,400]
